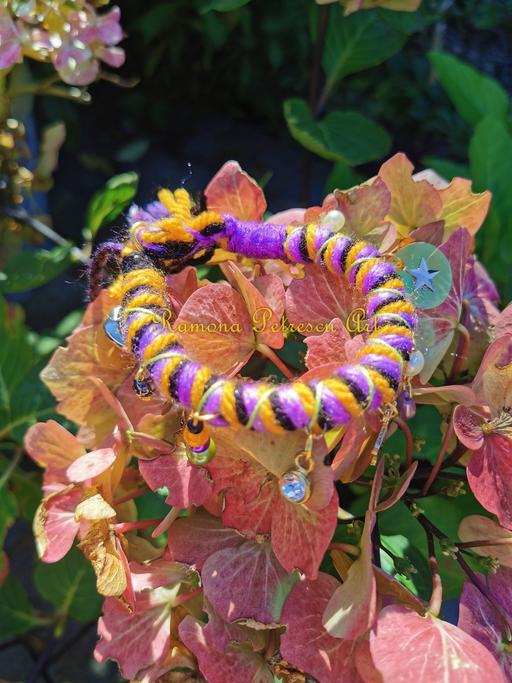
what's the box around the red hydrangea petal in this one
[139,454,213,508]
[179,617,273,683]
[168,511,244,570]
[94,597,171,679]
[202,540,297,627]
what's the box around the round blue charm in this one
[395,242,452,309]
[279,469,311,504]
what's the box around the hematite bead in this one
[279,469,311,504]
[133,368,154,400]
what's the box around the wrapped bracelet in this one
[97,188,423,504]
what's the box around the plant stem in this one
[441,442,467,469]
[421,418,454,496]
[257,343,296,380]
[394,416,414,469]
[448,319,470,383]
[1,207,89,263]
[457,538,512,549]
[0,446,23,490]
[115,518,161,533]
[372,515,381,568]
[300,4,330,205]
[329,542,360,556]
[425,529,442,616]
[113,486,149,506]
[152,506,181,537]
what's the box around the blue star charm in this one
[407,258,439,292]
[396,242,452,310]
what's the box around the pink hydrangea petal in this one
[52,44,99,86]
[467,436,512,529]
[280,572,362,683]
[97,45,125,68]
[458,581,512,678]
[370,605,506,683]
[452,405,485,451]
[322,511,377,639]
[66,448,116,483]
[35,487,81,563]
[96,6,123,45]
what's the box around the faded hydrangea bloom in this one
[0,0,124,84]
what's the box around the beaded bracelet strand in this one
[96,188,423,504]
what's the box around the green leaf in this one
[283,98,390,165]
[379,502,465,600]
[0,454,40,522]
[0,488,17,561]
[470,117,512,242]
[198,0,251,12]
[115,139,150,163]
[84,172,138,238]
[0,298,55,441]
[323,6,407,88]
[422,157,469,182]
[429,51,509,127]
[325,160,364,193]
[0,244,72,294]
[0,575,44,637]
[34,546,102,623]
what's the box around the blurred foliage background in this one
[1,0,512,680]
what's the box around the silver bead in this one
[405,350,424,377]
[320,209,345,233]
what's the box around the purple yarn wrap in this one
[224,216,286,260]
[275,385,311,430]
[361,262,397,293]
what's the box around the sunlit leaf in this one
[0,244,72,294]
[378,153,442,236]
[284,98,390,165]
[323,511,377,639]
[85,172,138,238]
[429,52,509,127]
